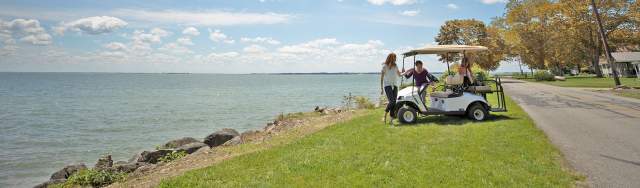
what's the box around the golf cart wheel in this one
[397,107,418,124]
[467,103,488,121]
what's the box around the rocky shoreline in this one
[36,106,347,188]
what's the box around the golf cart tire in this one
[467,103,488,121]
[397,107,418,124]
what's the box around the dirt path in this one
[502,79,640,187]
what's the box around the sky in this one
[0,0,524,73]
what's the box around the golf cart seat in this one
[466,85,493,93]
[430,90,454,98]
[445,74,464,86]
[430,75,464,98]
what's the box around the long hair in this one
[461,57,469,68]
[384,53,397,68]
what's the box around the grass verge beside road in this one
[515,76,640,100]
[160,96,581,187]
[531,76,640,88]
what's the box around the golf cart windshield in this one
[402,45,488,57]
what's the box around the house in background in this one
[599,52,640,78]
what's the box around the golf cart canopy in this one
[402,45,488,57]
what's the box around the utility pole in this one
[590,0,621,86]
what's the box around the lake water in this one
[0,73,388,187]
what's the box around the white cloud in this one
[159,42,193,55]
[177,37,194,45]
[363,16,439,28]
[194,38,390,71]
[400,10,419,16]
[112,9,292,26]
[19,34,52,45]
[0,18,52,45]
[243,44,267,53]
[480,0,507,4]
[277,38,340,54]
[2,36,395,73]
[367,0,416,6]
[182,27,200,36]
[447,4,459,10]
[206,52,239,63]
[55,16,127,35]
[132,28,171,44]
[240,37,280,45]
[0,44,18,56]
[104,42,127,51]
[208,29,234,44]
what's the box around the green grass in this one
[618,90,640,99]
[597,89,640,100]
[160,96,579,187]
[529,76,640,88]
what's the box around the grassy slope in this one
[538,77,640,88]
[160,96,579,187]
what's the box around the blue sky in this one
[0,0,523,73]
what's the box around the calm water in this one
[0,73,380,187]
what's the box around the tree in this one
[500,0,638,76]
[556,0,635,77]
[434,19,506,70]
[503,0,553,71]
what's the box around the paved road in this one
[502,79,640,187]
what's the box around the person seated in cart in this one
[402,60,439,100]
[458,57,475,87]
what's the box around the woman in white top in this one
[380,53,401,124]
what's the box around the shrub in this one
[65,169,126,187]
[158,151,187,163]
[354,96,375,109]
[439,70,456,81]
[378,95,388,108]
[342,93,355,109]
[534,71,555,81]
[474,70,488,81]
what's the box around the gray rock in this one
[34,179,66,188]
[49,163,87,180]
[128,152,142,163]
[94,154,113,170]
[204,128,239,147]
[192,146,211,155]
[113,162,147,173]
[264,122,277,133]
[176,142,208,154]
[242,130,261,137]
[222,136,242,146]
[132,163,156,175]
[162,137,200,149]
[138,149,174,164]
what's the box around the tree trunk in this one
[589,29,604,77]
[592,44,603,77]
[577,63,582,75]
[530,66,534,76]
[518,56,524,76]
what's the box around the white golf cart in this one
[394,45,507,124]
